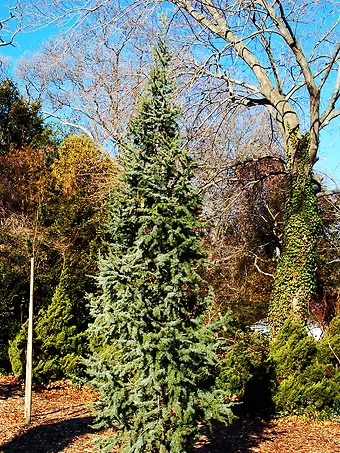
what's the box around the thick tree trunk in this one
[269,132,321,336]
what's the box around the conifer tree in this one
[33,266,84,382]
[0,78,55,155]
[87,35,232,452]
[9,267,84,383]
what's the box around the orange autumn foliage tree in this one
[8,134,118,380]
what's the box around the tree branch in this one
[262,0,318,97]
[251,253,275,279]
[0,4,24,47]
[43,110,96,141]
[317,189,340,199]
[320,63,340,130]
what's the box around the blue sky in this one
[318,127,340,188]
[1,18,339,189]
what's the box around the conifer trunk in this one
[269,132,321,336]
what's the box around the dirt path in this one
[1,376,340,453]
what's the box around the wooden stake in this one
[25,257,34,424]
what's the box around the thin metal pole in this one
[25,257,34,424]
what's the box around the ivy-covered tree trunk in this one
[269,131,321,335]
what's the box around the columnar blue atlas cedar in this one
[86,35,232,453]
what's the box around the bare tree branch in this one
[0,3,24,47]
[320,62,340,129]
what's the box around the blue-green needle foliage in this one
[86,36,232,452]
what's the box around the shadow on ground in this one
[3,418,275,453]
[0,382,24,400]
[195,419,278,453]
[1,416,95,453]
[1,381,276,453]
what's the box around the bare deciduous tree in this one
[17,2,162,147]
[197,109,285,325]
[162,0,340,333]
[16,0,340,333]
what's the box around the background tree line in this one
[11,0,340,332]
[0,78,117,374]
[0,71,339,404]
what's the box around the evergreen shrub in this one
[216,316,340,418]
[318,314,340,367]
[216,330,274,417]
[8,267,84,383]
[269,318,340,416]
[8,322,27,376]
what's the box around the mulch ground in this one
[1,375,340,453]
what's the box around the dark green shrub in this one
[318,314,340,367]
[270,320,317,378]
[8,321,27,376]
[270,318,340,415]
[8,267,84,383]
[216,317,340,418]
[216,330,274,417]
[216,331,268,396]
